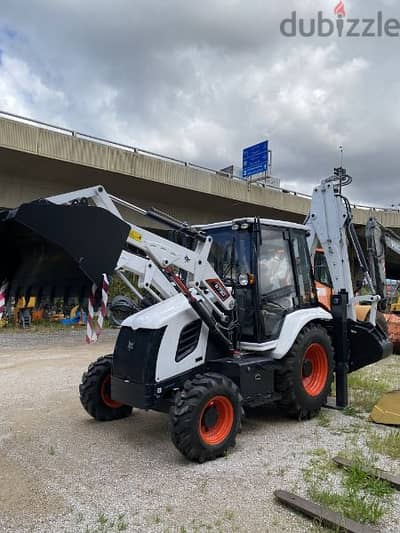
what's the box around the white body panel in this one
[240,308,332,359]
[123,301,332,382]
[122,293,209,382]
[271,307,332,359]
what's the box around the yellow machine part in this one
[315,289,373,323]
[370,391,400,426]
[390,300,400,313]
[16,296,36,309]
[70,305,79,319]
[13,296,37,322]
[354,304,371,322]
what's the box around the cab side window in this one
[292,231,317,306]
[259,228,295,301]
[258,228,296,339]
[314,250,333,287]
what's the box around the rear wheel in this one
[79,355,133,421]
[170,372,243,463]
[276,324,334,420]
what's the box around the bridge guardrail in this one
[0,110,395,213]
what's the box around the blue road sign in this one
[242,140,269,178]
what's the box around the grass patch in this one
[176,512,240,532]
[341,457,394,498]
[317,410,331,428]
[368,430,400,460]
[84,513,128,533]
[0,319,68,333]
[342,405,360,417]
[48,445,55,456]
[308,488,388,525]
[303,451,394,525]
[329,421,365,445]
[347,372,391,413]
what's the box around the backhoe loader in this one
[314,216,400,352]
[365,217,400,352]
[0,173,392,462]
[366,217,400,312]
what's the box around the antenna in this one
[333,145,352,193]
[339,146,344,194]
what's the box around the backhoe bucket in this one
[370,390,400,426]
[0,199,130,304]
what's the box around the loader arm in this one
[1,185,236,349]
[48,185,235,313]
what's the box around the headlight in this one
[238,274,249,286]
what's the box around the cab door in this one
[257,227,297,340]
[207,225,257,342]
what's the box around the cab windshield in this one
[207,227,252,285]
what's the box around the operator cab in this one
[201,218,319,344]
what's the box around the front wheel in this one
[276,324,334,420]
[79,355,133,421]
[169,372,243,463]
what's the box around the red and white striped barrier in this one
[86,274,110,344]
[0,281,8,321]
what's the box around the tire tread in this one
[276,324,334,420]
[79,355,132,421]
[170,372,243,463]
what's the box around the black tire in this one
[169,372,243,463]
[276,324,334,420]
[109,295,139,327]
[79,355,133,421]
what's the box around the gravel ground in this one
[0,328,399,533]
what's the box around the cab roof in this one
[198,218,308,232]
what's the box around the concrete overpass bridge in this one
[1,111,400,278]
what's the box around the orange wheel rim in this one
[199,395,234,446]
[100,374,123,408]
[302,343,329,397]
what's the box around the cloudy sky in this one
[0,0,399,206]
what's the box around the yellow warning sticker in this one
[129,229,142,242]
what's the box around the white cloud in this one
[0,54,66,116]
